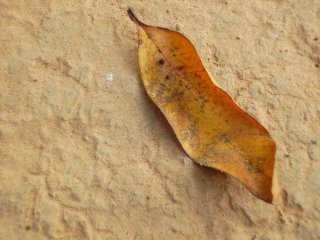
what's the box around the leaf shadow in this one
[191,163,228,201]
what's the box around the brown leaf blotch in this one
[157,59,164,65]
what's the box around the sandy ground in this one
[0,0,319,239]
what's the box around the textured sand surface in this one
[0,0,319,239]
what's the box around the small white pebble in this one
[105,73,113,81]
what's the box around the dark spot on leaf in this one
[315,64,319,68]
[257,157,266,162]
[177,66,185,70]
[157,59,164,65]
[314,37,318,41]
[158,49,163,53]
[236,36,240,40]
[218,132,230,143]
[25,226,31,231]
[165,75,170,80]
[146,196,150,200]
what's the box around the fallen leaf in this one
[128,9,276,203]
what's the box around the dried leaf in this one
[128,9,276,203]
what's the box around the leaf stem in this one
[127,8,146,26]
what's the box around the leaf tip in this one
[127,8,145,26]
[264,195,273,204]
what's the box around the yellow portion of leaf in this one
[129,10,276,203]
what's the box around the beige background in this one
[0,0,319,239]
